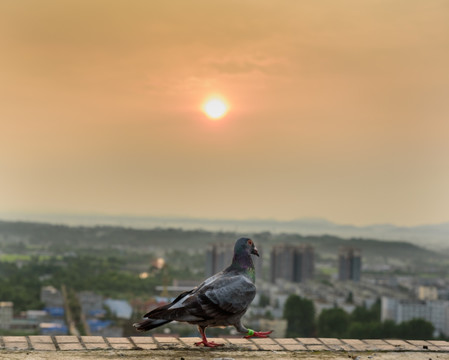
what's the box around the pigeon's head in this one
[234,237,259,257]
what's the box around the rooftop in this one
[1,336,449,359]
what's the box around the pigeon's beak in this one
[251,247,259,257]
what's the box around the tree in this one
[283,295,316,337]
[259,294,270,307]
[381,320,398,339]
[347,321,383,339]
[346,291,354,304]
[318,308,350,338]
[397,319,434,340]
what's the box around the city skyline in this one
[1,1,448,227]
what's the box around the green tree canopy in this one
[318,307,350,338]
[351,299,380,323]
[283,294,316,337]
[397,319,434,340]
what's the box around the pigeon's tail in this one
[133,318,172,332]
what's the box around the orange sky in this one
[1,0,448,226]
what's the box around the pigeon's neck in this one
[229,252,255,282]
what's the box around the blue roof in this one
[89,309,106,317]
[44,307,65,317]
[87,319,113,332]
[39,322,68,335]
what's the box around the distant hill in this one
[270,233,441,265]
[0,219,443,267]
[1,213,448,249]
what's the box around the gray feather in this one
[134,237,259,333]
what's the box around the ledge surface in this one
[1,336,449,359]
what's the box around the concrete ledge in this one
[1,336,449,352]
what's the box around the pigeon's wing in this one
[143,274,255,322]
[142,271,223,319]
[143,288,195,318]
[142,287,209,322]
[194,274,256,317]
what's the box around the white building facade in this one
[381,296,449,336]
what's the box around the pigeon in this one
[133,237,272,347]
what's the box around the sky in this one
[1,0,448,227]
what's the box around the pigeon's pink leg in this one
[244,329,273,338]
[194,326,224,347]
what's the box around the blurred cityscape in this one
[1,220,449,339]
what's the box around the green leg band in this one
[247,329,254,336]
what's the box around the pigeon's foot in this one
[194,340,224,347]
[244,330,273,339]
[195,326,224,347]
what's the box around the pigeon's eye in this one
[247,239,253,245]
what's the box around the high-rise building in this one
[0,301,13,330]
[205,242,263,279]
[295,244,315,283]
[205,242,233,278]
[270,244,314,283]
[338,247,362,282]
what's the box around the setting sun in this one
[202,97,229,120]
